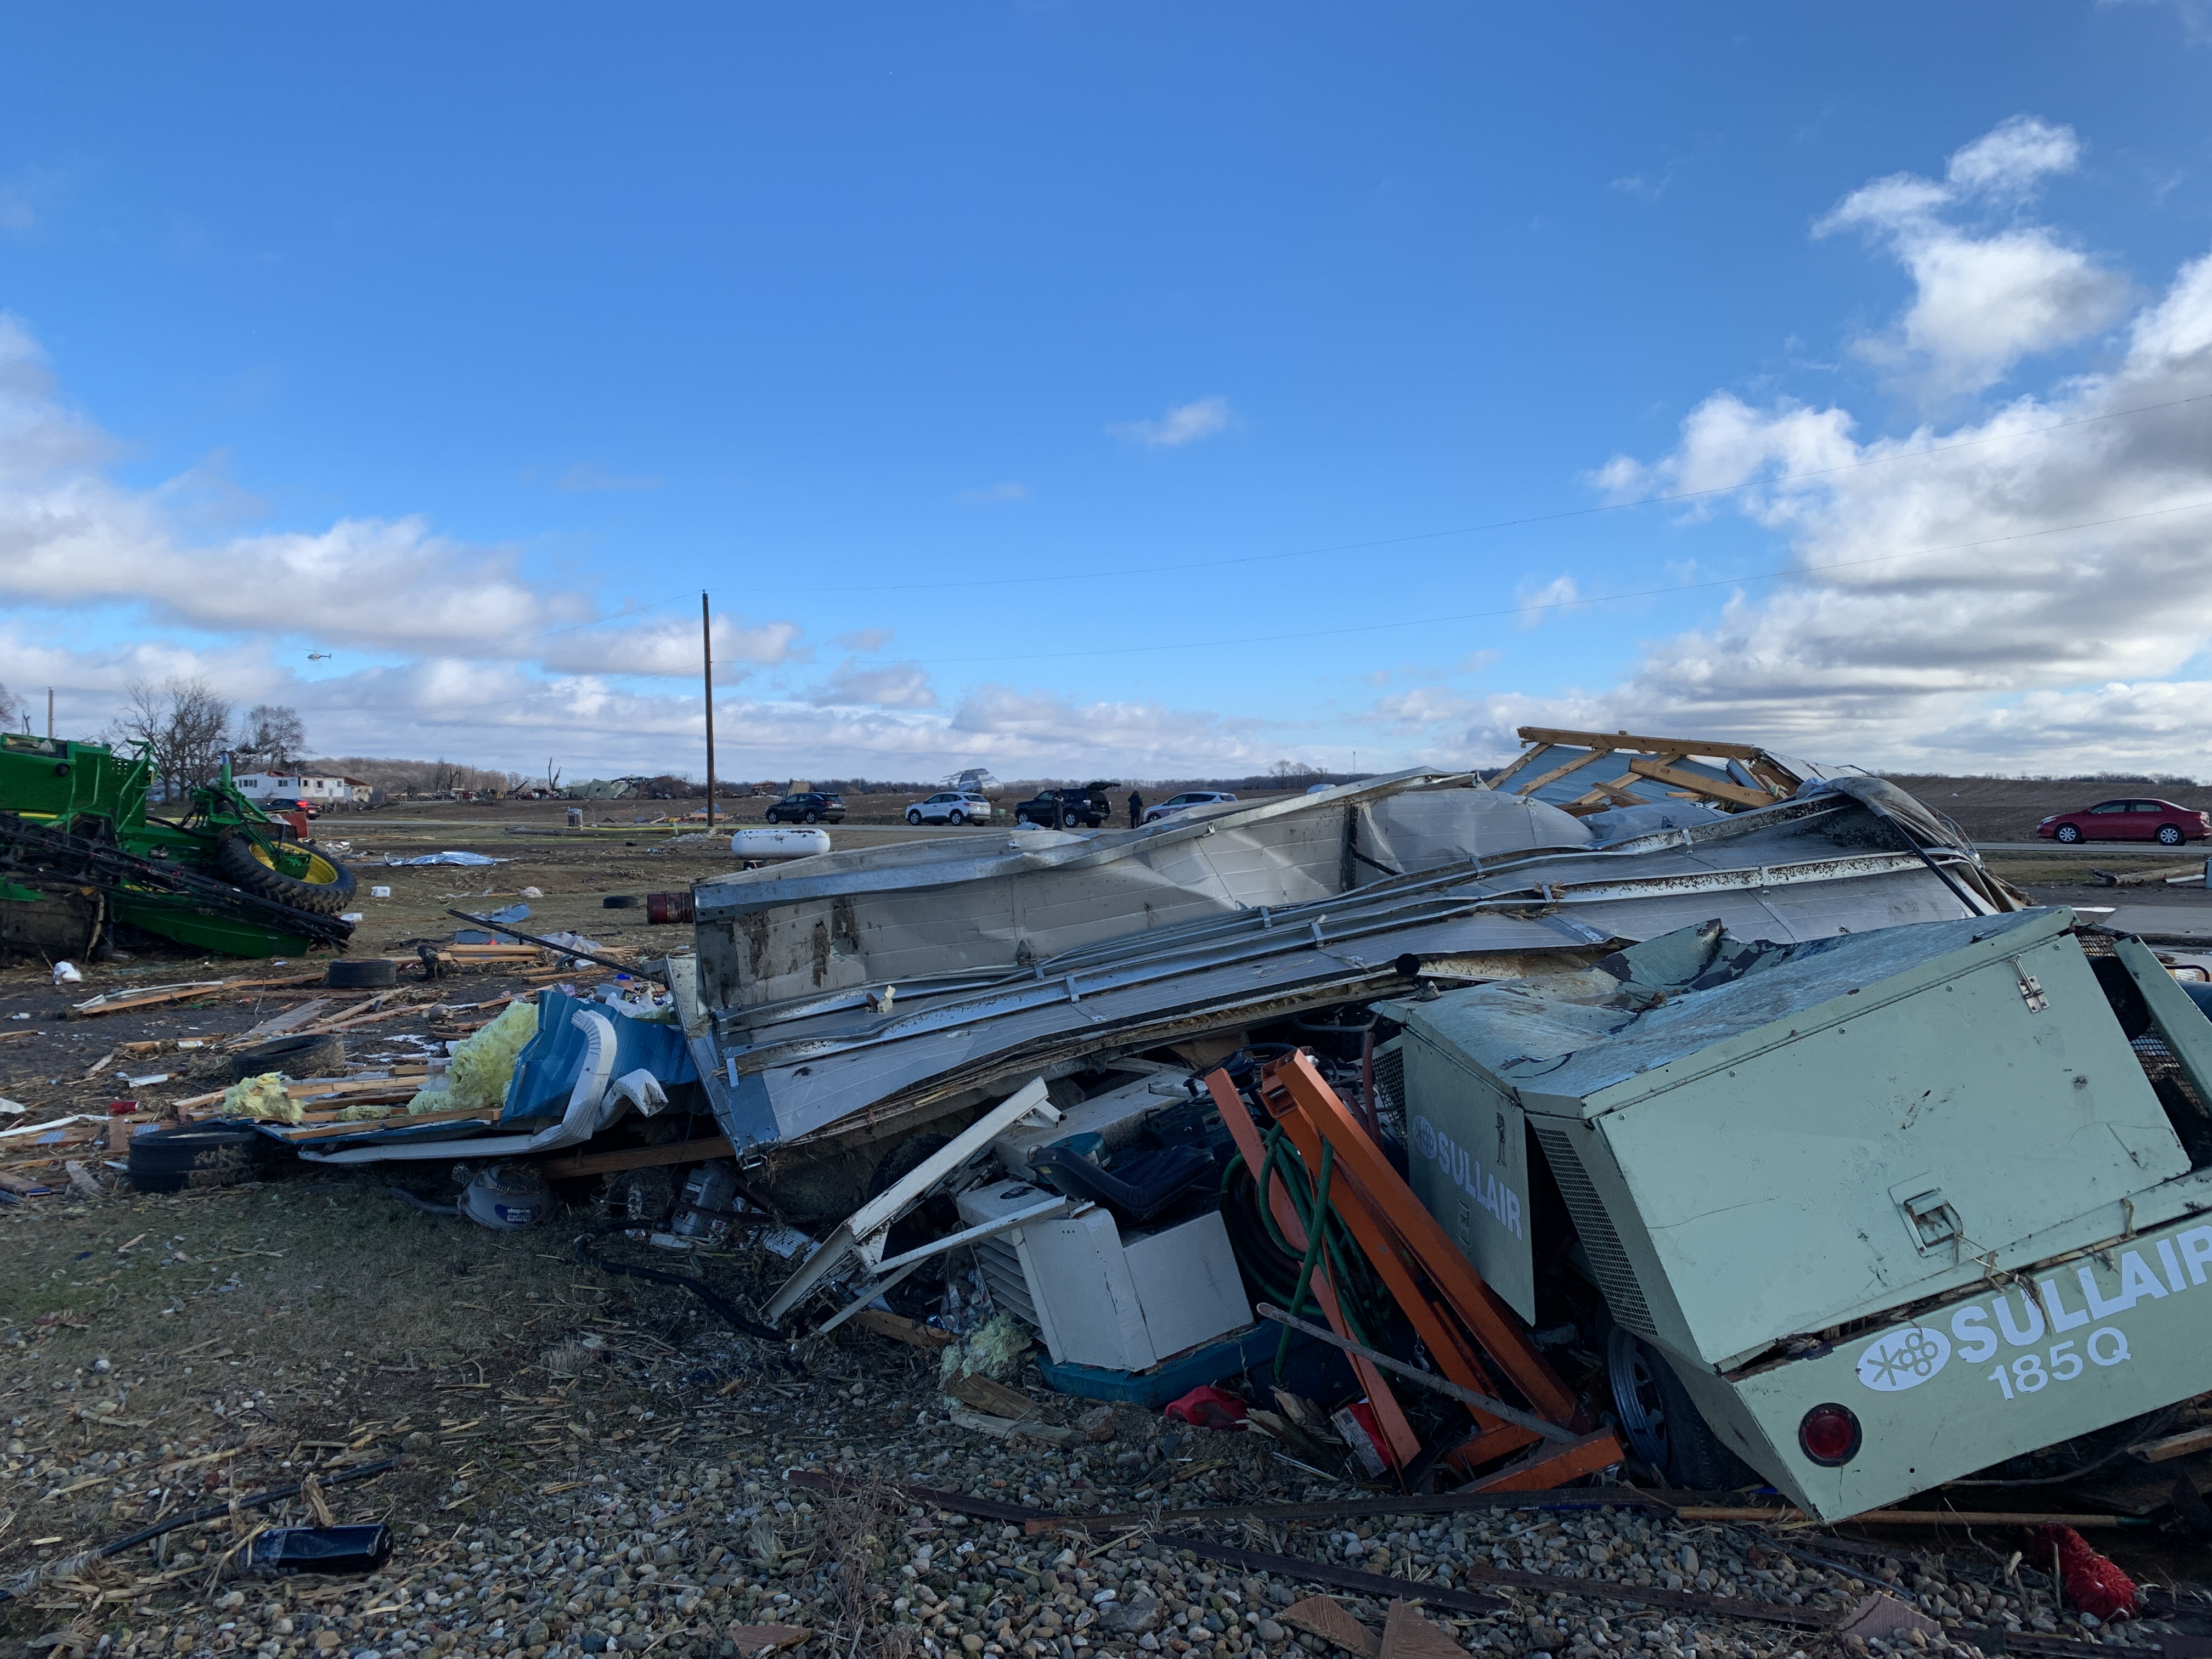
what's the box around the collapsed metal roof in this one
[675,751,2022,1157]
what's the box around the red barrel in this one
[646,890,695,924]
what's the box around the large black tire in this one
[326,958,398,989]
[127,1124,273,1194]
[216,831,357,916]
[230,1032,346,1082]
[603,895,642,909]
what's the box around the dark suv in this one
[763,791,846,825]
[1013,782,1116,830]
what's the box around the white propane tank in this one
[731,826,832,861]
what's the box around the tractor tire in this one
[217,831,357,916]
[127,1124,273,1194]
[325,958,398,989]
[229,1032,347,1082]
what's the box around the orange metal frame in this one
[1209,1050,1623,1490]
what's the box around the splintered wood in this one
[1487,725,1805,817]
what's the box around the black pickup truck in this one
[1012,782,1118,830]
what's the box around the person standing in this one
[1127,789,1144,828]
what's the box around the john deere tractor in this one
[0,734,356,959]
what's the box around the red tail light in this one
[1798,1403,1862,1466]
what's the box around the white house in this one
[234,772,372,807]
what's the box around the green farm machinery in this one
[0,733,357,960]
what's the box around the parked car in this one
[763,791,845,825]
[261,796,319,819]
[906,791,992,826]
[2036,797,2211,846]
[1141,789,1239,825]
[1012,782,1116,830]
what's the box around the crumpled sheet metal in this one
[692,778,2022,1153]
[694,770,1579,1008]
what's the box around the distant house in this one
[234,772,373,808]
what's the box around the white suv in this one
[1142,790,1238,825]
[906,791,992,826]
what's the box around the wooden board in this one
[536,1135,733,1178]
[1514,724,1771,761]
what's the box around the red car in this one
[2036,798,2211,847]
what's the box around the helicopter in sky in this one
[306,651,333,662]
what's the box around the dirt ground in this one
[3,780,2210,1659]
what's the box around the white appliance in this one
[955,1178,1251,1372]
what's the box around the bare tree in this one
[238,703,307,768]
[114,676,235,800]
[0,682,24,732]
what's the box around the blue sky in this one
[5,3,2212,782]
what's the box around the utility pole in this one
[701,591,717,833]
[47,687,54,740]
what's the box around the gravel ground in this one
[7,1224,2190,1659]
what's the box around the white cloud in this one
[1818,116,2127,399]
[1944,115,2082,197]
[808,659,939,709]
[1515,574,1581,628]
[1108,395,1236,449]
[950,685,1267,770]
[0,315,799,677]
[955,481,1030,504]
[1395,138,2212,777]
[831,627,895,652]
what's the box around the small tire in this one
[1603,1317,1758,1489]
[906,810,922,825]
[127,1124,273,1194]
[325,958,398,990]
[804,810,822,825]
[229,1032,346,1083]
[2055,824,2082,843]
[603,895,642,909]
[947,809,965,826]
[2159,824,2185,845]
[216,831,357,916]
[1057,809,1076,830]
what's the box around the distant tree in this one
[113,676,235,799]
[238,704,307,768]
[0,682,23,732]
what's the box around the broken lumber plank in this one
[1672,1506,2123,1527]
[846,1308,955,1348]
[1508,746,1615,798]
[1282,1598,1380,1659]
[271,1104,500,1141]
[1515,725,1772,761]
[1625,756,1776,809]
[70,981,227,1017]
[2135,1423,2212,1463]
[537,1135,733,1178]
[945,1407,1077,1446]
[945,1372,1043,1419]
